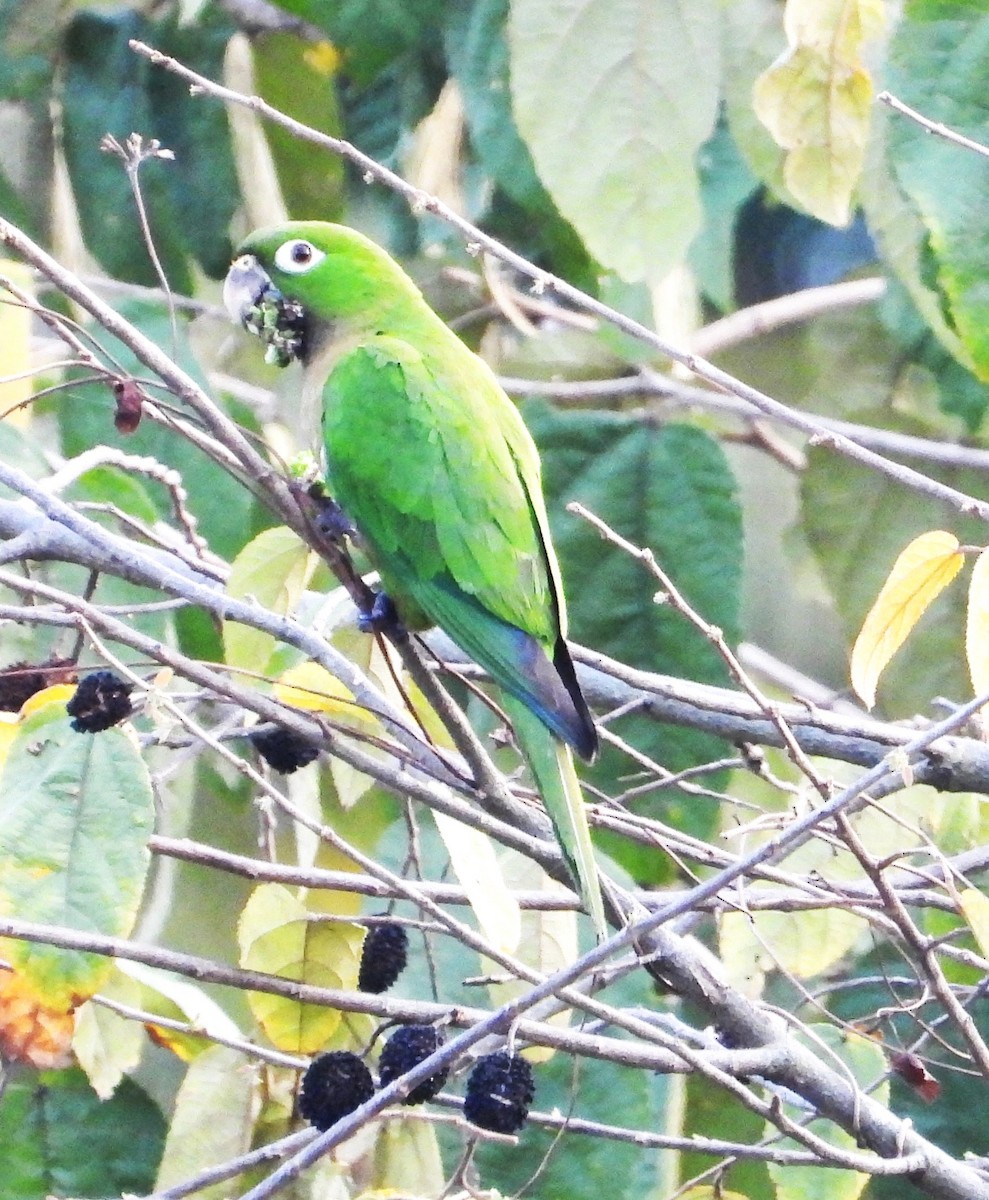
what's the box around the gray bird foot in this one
[358,591,401,635]
[313,496,356,541]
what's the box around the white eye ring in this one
[273,239,326,274]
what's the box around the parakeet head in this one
[223,221,420,367]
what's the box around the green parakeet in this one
[224,221,607,939]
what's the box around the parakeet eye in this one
[274,239,326,274]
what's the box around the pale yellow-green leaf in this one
[224,33,289,230]
[959,888,989,961]
[372,1117,445,1200]
[719,900,865,999]
[486,853,577,1061]
[717,770,906,994]
[0,694,154,1008]
[767,1024,886,1200]
[753,0,885,225]
[275,658,378,810]
[850,530,964,708]
[0,260,33,427]
[238,883,363,1053]
[509,0,720,283]
[403,80,466,217]
[433,812,521,955]
[677,1189,749,1200]
[223,527,315,675]
[154,1045,259,1198]
[966,548,989,702]
[73,970,144,1100]
[116,960,244,1062]
[178,0,209,24]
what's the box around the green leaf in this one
[68,465,160,526]
[446,0,546,212]
[154,1046,257,1198]
[876,2,989,378]
[238,883,363,1053]
[145,7,240,279]
[0,1067,165,1199]
[0,0,59,101]
[253,32,346,222]
[691,118,761,312]
[445,0,597,287]
[433,811,521,955]
[0,162,40,240]
[878,280,989,435]
[0,408,49,488]
[117,959,245,1062]
[526,403,743,882]
[224,526,314,675]
[61,11,193,292]
[0,698,154,1007]
[508,0,721,283]
[682,1073,772,1200]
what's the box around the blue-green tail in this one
[503,695,607,941]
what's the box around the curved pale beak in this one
[223,253,270,326]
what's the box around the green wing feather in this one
[323,337,553,632]
[322,334,603,931]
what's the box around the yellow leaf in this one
[303,39,340,76]
[0,714,18,773]
[959,888,989,960]
[273,660,356,716]
[966,548,989,701]
[850,530,964,709]
[22,683,77,717]
[753,0,884,225]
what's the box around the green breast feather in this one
[322,336,595,751]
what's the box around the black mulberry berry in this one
[66,670,134,733]
[299,1051,374,1131]
[358,922,408,993]
[378,1025,447,1105]
[463,1052,534,1134]
[250,725,319,773]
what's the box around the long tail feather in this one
[503,696,607,941]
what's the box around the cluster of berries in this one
[66,671,134,733]
[299,920,535,1136]
[64,672,321,772]
[249,724,319,773]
